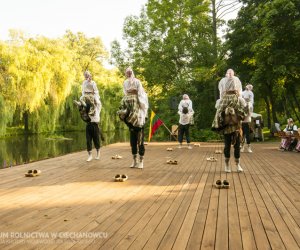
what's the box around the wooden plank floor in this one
[0,141,299,250]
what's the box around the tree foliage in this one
[0,31,125,136]
[226,0,300,127]
[1,0,299,139]
[111,0,221,129]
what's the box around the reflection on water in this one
[0,129,129,168]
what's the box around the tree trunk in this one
[291,90,300,122]
[269,91,278,124]
[23,110,29,133]
[292,91,300,110]
[264,96,271,129]
[283,97,291,119]
[211,0,218,59]
[288,98,300,121]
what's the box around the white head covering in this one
[84,70,92,78]
[183,94,189,100]
[125,67,135,81]
[246,84,253,91]
[123,67,138,93]
[226,69,235,78]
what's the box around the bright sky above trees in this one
[0,0,147,50]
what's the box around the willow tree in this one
[30,37,79,132]
[4,35,78,133]
[62,31,125,133]
[4,37,49,132]
[0,42,16,135]
[63,30,108,75]
[0,30,126,136]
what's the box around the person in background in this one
[241,84,254,153]
[295,128,300,152]
[178,94,195,125]
[280,118,298,151]
[177,106,194,149]
[284,118,297,133]
[242,84,254,105]
[118,67,148,169]
[178,94,193,112]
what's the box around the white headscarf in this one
[183,94,189,100]
[246,84,253,91]
[179,94,193,112]
[84,70,92,79]
[218,68,242,97]
[125,67,135,83]
[123,67,148,126]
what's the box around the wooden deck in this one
[0,142,299,250]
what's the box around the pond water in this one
[0,129,129,169]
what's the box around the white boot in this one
[177,143,182,149]
[240,144,245,152]
[137,156,144,169]
[86,152,93,162]
[95,149,100,160]
[247,144,253,153]
[225,158,231,173]
[130,154,138,168]
[235,158,244,172]
[187,143,192,149]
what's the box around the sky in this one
[0,0,147,51]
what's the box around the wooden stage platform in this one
[0,142,299,249]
